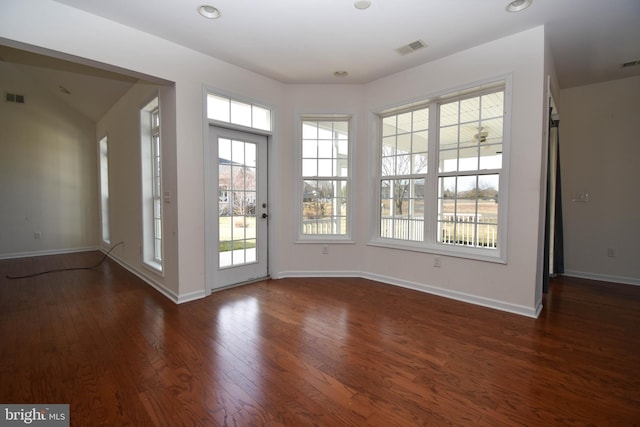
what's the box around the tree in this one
[381,146,427,215]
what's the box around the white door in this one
[207,126,268,291]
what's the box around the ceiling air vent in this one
[395,39,427,56]
[5,92,25,104]
[621,60,640,69]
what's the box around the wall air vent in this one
[395,39,427,56]
[5,92,25,103]
[621,60,640,69]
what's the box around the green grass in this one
[219,216,257,252]
[219,240,257,252]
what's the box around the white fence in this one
[380,213,497,248]
[302,219,339,235]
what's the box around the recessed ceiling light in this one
[334,71,349,78]
[354,0,371,10]
[505,0,532,13]
[198,5,221,19]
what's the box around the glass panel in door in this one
[218,137,258,268]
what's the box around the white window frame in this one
[98,135,110,245]
[296,115,354,243]
[141,96,163,272]
[370,77,511,263]
[206,92,272,132]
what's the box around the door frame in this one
[204,124,271,294]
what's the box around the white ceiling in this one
[49,0,640,87]
[2,0,639,120]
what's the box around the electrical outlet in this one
[607,248,616,257]
[433,257,441,267]
[34,231,41,240]
[572,192,590,202]
[321,245,329,255]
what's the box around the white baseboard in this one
[275,270,362,279]
[563,270,640,287]
[0,246,98,260]
[104,252,206,304]
[275,270,541,318]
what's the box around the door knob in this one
[261,213,268,219]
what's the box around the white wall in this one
[273,84,367,276]
[96,82,180,298]
[0,61,98,257]
[559,76,640,285]
[1,0,550,315]
[361,27,546,316]
[275,28,547,317]
[1,0,284,301]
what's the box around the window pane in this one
[318,139,333,158]
[412,153,428,174]
[301,119,349,236]
[458,147,479,171]
[302,159,317,176]
[413,108,429,131]
[230,100,252,127]
[440,102,458,126]
[208,93,272,133]
[302,139,317,157]
[479,146,502,170]
[302,179,347,235]
[482,92,504,119]
[382,116,397,136]
[334,121,349,138]
[439,126,458,151]
[397,112,412,133]
[318,159,333,176]
[232,139,245,164]
[439,148,458,173]
[252,105,271,131]
[99,137,110,243]
[380,86,504,250]
[481,118,503,144]
[303,121,318,139]
[460,97,480,123]
[436,173,499,248]
[397,133,411,154]
[396,154,411,175]
[379,178,424,241]
[207,94,230,122]
[381,156,395,176]
[413,130,428,153]
[460,125,479,148]
[382,135,396,155]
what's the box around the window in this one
[300,118,350,239]
[98,136,110,244]
[141,97,163,271]
[207,93,271,132]
[377,80,508,260]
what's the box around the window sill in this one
[143,260,164,276]
[367,238,506,264]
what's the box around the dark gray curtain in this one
[552,122,565,275]
[543,113,564,293]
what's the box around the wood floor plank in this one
[1,252,639,425]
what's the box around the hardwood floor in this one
[1,252,638,426]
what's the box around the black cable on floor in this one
[5,241,125,280]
